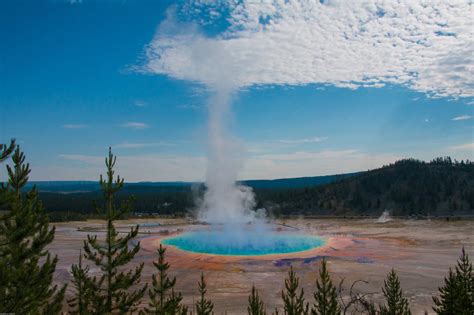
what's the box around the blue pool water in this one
[162,230,325,256]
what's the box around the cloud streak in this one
[451,115,472,121]
[449,142,474,151]
[121,122,150,130]
[143,1,473,98]
[277,137,327,144]
[49,149,401,181]
[63,124,87,129]
[113,141,176,149]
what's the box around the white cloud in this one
[451,115,472,121]
[143,1,474,98]
[113,142,175,149]
[56,153,206,182]
[121,122,150,130]
[241,150,402,179]
[45,149,401,181]
[277,137,327,144]
[134,100,147,107]
[449,142,474,151]
[62,124,87,129]
[177,103,201,110]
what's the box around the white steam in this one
[143,9,266,225]
[376,210,392,223]
[197,89,261,224]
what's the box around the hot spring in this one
[162,230,326,256]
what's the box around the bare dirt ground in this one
[49,218,474,314]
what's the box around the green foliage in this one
[0,146,65,314]
[36,157,474,219]
[68,250,92,315]
[311,258,340,315]
[379,269,411,315]
[145,244,187,315]
[256,157,474,216]
[433,247,474,315]
[0,139,15,164]
[282,266,309,315]
[196,272,214,315]
[248,285,266,315]
[81,148,146,314]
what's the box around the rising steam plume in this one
[197,89,260,224]
[142,7,265,225]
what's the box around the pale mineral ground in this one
[49,218,473,314]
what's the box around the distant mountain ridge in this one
[257,157,474,216]
[27,172,359,193]
[25,181,192,193]
[28,157,473,221]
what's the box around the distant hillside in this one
[256,157,474,217]
[31,157,474,220]
[35,173,354,217]
[242,173,359,189]
[25,181,193,193]
[29,173,357,193]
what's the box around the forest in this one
[37,157,474,221]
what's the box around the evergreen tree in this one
[433,247,474,315]
[0,139,15,207]
[379,269,411,315]
[196,272,214,315]
[82,148,146,314]
[0,139,15,164]
[248,284,266,315]
[145,244,187,315]
[311,258,340,315]
[0,146,66,314]
[68,250,92,315]
[281,266,309,315]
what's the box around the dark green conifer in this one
[311,258,340,315]
[82,148,146,314]
[146,244,187,314]
[248,284,266,315]
[0,139,15,164]
[433,247,474,315]
[0,139,15,206]
[196,272,214,315]
[0,146,66,314]
[68,250,92,315]
[379,269,411,315]
[281,266,309,315]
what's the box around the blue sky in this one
[1,0,473,181]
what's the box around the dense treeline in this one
[1,141,473,314]
[256,157,474,217]
[39,157,474,220]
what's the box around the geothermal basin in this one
[49,218,473,314]
[162,229,326,256]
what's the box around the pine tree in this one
[248,284,266,315]
[379,269,411,315]
[0,146,66,314]
[82,148,146,314]
[311,258,340,315]
[0,139,15,164]
[68,250,92,315]
[145,244,187,314]
[0,139,15,208]
[281,266,309,315]
[433,247,474,315]
[196,272,214,315]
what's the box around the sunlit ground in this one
[49,218,473,314]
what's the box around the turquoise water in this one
[162,231,325,256]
